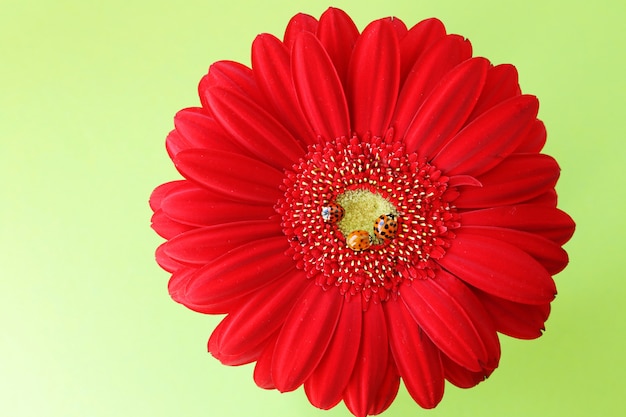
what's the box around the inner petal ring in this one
[276,134,460,304]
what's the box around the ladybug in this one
[321,202,345,223]
[347,230,372,251]
[374,213,398,240]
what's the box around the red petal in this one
[399,18,447,83]
[343,302,389,417]
[441,354,491,388]
[304,296,362,410]
[432,95,539,176]
[292,32,350,141]
[272,285,343,392]
[461,225,569,274]
[167,266,191,299]
[467,64,521,122]
[404,57,489,159]
[150,180,183,212]
[163,219,281,265]
[367,354,400,416]
[454,153,561,208]
[386,16,407,38]
[209,274,309,365]
[448,174,482,188]
[182,236,294,308]
[347,19,401,138]
[151,209,193,239]
[401,270,499,372]
[283,12,318,50]
[168,108,241,156]
[475,289,551,339]
[251,34,317,147]
[206,86,304,170]
[526,189,558,207]
[167,267,249,314]
[516,119,547,153]
[156,242,184,273]
[317,7,359,86]
[385,299,444,408]
[392,35,472,140]
[438,232,557,305]
[200,61,266,108]
[460,204,575,245]
[161,182,276,227]
[208,316,267,366]
[174,149,284,205]
[254,335,278,389]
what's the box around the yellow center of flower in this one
[336,189,397,244]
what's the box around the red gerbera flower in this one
[150,8,575,417]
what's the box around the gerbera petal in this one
[367,354,400,416]
[251,34,317,147]
[200,60,266,107]
[253,334,278,389]
[208,316,268,366]
[304,296,362,410]
[209,274,309,365]
[174,149,284,205]
[347,19,401,138]
[399,18,447,82]
[385,299,444,409]
[206,86,304,169]
[467,64,521,121]
[387,16,408,38]
[460,204,576,245]
[393,35,473,140]
[401,270,498,372]
[404,57,489,159]
[454,153,561,208]
[461,225,569,274]
[283,12,318,49]
[343,302,389,417]
[438,232,557,305]
[317,7,359,86]
[474,289,551,339]
[432,95,539,177]
[161,182,276,227]
[441,354,492,388]
[156,242,184,273]
[167,267,248,314]
[182,236,293,308]
[527,189,558,207]
[168,107,242,156]
[516,119,547,153]
[272,285,343,392]
[149,180,182,212]
[151,209,194,239]
[292,32,351,141]
[163,219,282,265]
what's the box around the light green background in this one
[1,0,624,416]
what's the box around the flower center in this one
[335,189,397,244]
[276,134,460,305]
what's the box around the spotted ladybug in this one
[347,230,372,251]
[374,213,398,240]
[321,202,345,223]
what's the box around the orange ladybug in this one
[374,213,398,240]
[321,202,345,223]
[347,230,372,251]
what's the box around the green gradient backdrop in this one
[1,0,624,416]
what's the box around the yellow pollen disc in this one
[336,189,397,244]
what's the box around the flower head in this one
[150,8,575,417]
